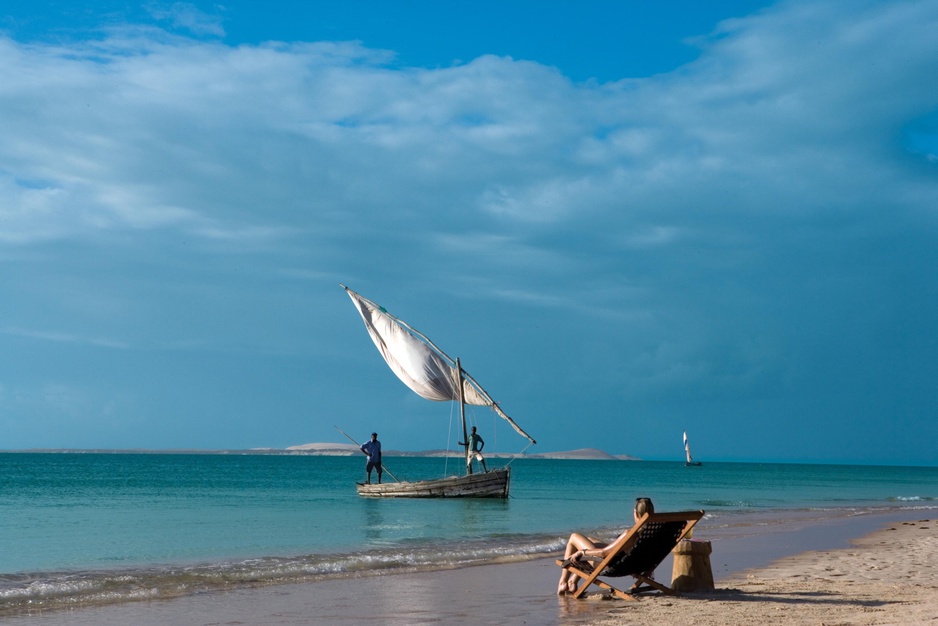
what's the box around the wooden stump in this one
[671,539,714,592]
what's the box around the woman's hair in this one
[634,497,654,517]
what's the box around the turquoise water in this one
[1,452,936,615]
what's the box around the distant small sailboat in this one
[684,430,702,466]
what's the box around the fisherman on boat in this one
[459,426,488,474]
[361,432,382,484]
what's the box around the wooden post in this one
[671,539,714,592]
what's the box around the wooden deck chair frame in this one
[555,510,705,601]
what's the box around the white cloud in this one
[147,2,225,37]
[1,2,934,252]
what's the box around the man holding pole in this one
[361,432,382,484]
[459,426,488,474]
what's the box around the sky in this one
[1,1,936,465]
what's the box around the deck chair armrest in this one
[560,555,603,568]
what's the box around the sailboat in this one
[683,430,702,466]
[342,285,536,498]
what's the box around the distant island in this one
[4,445,639,460]
[283,442,639,461]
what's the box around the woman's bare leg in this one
[558,533,598,594]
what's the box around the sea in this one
[2,452,937,617]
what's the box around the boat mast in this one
[457,358,471,475]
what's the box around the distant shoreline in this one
[1,445,640,461]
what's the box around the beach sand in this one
[10,510,937,625]
[589,516,938,626]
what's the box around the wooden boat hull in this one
[356,467,510,498]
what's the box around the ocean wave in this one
[696,499,757,508]
[0,535,564,618]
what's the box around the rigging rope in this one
[503,440,535,468]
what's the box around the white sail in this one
[343,285,535,444]
[684,430,693,463]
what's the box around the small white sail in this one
[343,285,535,444]
[684,430,693,464]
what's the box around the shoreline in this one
[7,507,935,625]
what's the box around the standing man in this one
[361,432,382,484]
[459,426,488,474]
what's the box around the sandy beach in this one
[9,509,937,625]
[589,516,938,626]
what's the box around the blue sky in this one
[1,1,936,465]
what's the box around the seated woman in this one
[557,497,655,595]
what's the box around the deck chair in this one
[555,510,705,601]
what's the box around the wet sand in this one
[9,509,935,625]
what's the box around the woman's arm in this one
[572,541,610,560]
[574,527,630,560]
